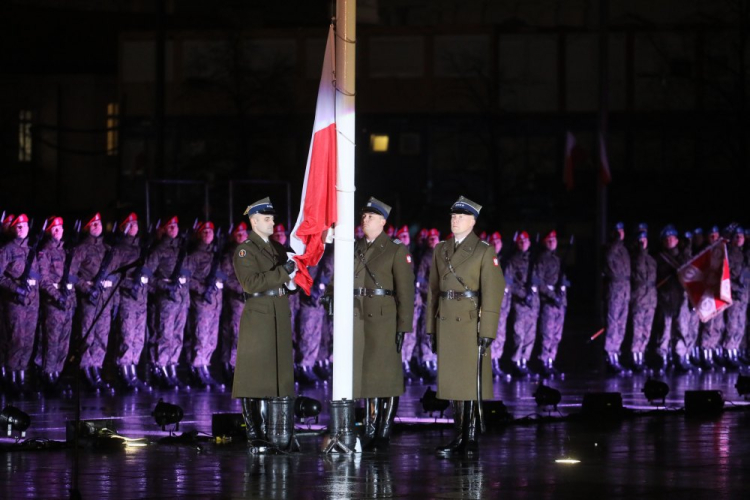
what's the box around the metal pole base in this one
[323,399,359,454]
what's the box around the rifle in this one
[16,219,47,304]
[524,236,541,307]
[57,220,82,307]
[202,228,229,303]
[167,225,194,301]
[87,220,131,305]
[552,235,574,306]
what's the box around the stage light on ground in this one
[420,387,450,417]
[534,384,562,410]
[736,375,750,400]
[684,390,724,416]
[295,397,322,420]
[555,458,581,464]
[152,399,184,432]
[0,406,31,438]
[643,378,670,405]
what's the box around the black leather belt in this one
[440,290,480,300]
[243,288,287,300]
[353,288,393,297]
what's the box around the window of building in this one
[370,134,389,153]
[18,110,34,163]
[107,103,119,156]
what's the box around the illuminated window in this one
[370,134,389,153]
[18,110,33,162]
[107,102,119,156]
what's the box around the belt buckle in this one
[446,290,455,300]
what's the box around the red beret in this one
[11,214,29,227]
[46,216,64,232]
[83,212,101,231]
[428,228,440,238]
[164,216,179,227]
[232,222,248,234]
[197,221,215,233]
[543,230,557,241]
[119,212,138,230]
[489,231,502,243]
[396,225,409,238]
[274,223,286,233]
[516,231,530,243]
[3,214,15,226]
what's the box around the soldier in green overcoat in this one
[354,197,415,451]
[232,197,298,453]
[426,196,505,457]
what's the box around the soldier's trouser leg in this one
[42,304,74,374]
[190,301,221,367]
[723,299,749,350]
[630,300,656,354]
[298,305,324,368]
[511,302,539,362]
[6,301,39,371]
[491,297,510,361]
[654,308,675,357]
[155,296,178,367]
[401,299,420,364]
[220,297,242,367]
[540,304,566,361]
[79,298,114,369]
[674,298,694,357]
[416,301,436,364]
[146,296,158,364]
[604,283,630,353]
[116,298,147,366]
[699,315,724,349]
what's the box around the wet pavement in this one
[1,370,749,499]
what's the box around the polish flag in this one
[599,132,612,185]
[290,26,338,295]
[677,240,733,323]
[563,131,576,191]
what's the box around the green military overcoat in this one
[353,232,415,398]
[231,231,295,399]
[426,231,505,401]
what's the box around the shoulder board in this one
[392,238,402,245]
[480,241,489,246]
[244,239,251,243]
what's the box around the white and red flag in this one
[598,132,612,185]
[290,26,338,295]
[677,241,733,323]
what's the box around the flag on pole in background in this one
[677,240,733,323]
[290,25,337,295]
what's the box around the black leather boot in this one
[491,359,507,379]
[222,362,235,386]
[367,397,399,452]
[241,398,260,445]
[364,398,380,442]
[128,365,151,392]
[118,365,135,391]
[631,352,645,373]
[675,355,700,374]
[421,360,438,382]
[402,361,417,383]
[700,348,716,371]
[436,400,464,457]
[606,353,631,375]
[167,365,189,390]
[511,359,528,378]
[458,401,479,456]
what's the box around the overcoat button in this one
[456,317,461,321]
[368,313,373,317]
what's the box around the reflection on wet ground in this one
[1,371,749,499]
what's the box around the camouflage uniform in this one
[296,261,326,373]
[71,233,122,369]
[146,236,192,368]
[506,248,540,362]
[187,241,223,367]
[629,245,657,353]
[415,247,437,366]
[655,246,687,357]
[603,239,631,354]
[489,269,511,361]
[314,245,335,371]
[535,247,567,362]
[113,235,148,367]
[0,237,40,371]
[723,243,748,351]
[37,237,76,374]
[219,241,243,370]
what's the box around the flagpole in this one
[332,0,356,402]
